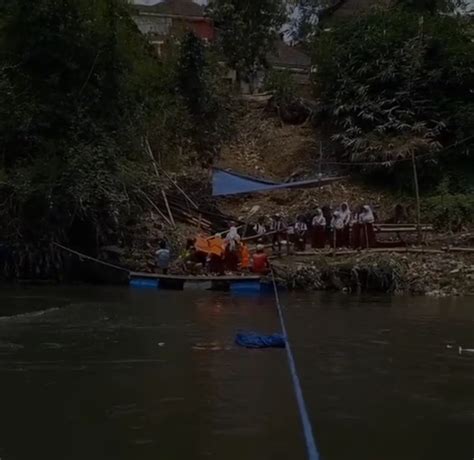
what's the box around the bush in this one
[312,9,474,190]
[264,69,297,106]
[423,180,474,231]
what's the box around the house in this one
[267,40,312,86]
[131,0,215,56]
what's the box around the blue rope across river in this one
[270,268,320,460]
[235,270,320,459]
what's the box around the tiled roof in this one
[135,0,205,17]
[267,40,311,69]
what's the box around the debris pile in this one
[273,252,474,296]
[405,254,474,297]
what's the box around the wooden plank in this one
[378,223,433,228]
[376,227,433,233]
[294,247,445,256]
[130,272,262,282]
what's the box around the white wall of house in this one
[133,14,172,36]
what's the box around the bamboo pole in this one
[138,190,172,226]
[145,138,161,179]
[161,190,176,228]
[411,151,423,245]
[160,168,199,210]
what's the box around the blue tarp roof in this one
[212,168,346,197]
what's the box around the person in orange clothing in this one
[240,243,250,271]
[251,244,270,274]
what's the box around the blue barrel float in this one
[130,278,159,289]
[230,281,275,295]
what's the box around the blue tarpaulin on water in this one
[212,168,346,197]
[235,331,286,349]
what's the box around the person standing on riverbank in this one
[270,214,286,256]
[253,217,267,243]
[331,210,345,248]
[311,207,326,248]
[294,216,308,251]
[340,202,351,247]
[359,205,376,248]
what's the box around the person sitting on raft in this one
[311,207,326,249]
[252,244,270,274]
[294,216,308,251]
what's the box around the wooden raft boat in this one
[129,271,267,292]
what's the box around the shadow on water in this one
[0,286,472,460]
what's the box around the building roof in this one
[267,40,311,70]
[134,0,206,18]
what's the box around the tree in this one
[312,9,474,189]
[209,0,286,90]
[0,0,166,247]
[177,32,210,117]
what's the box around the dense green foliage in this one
[0,0,165,247]
[0,0,229,258]
[312,9,474,190]
[209,0,286,85]
[264,69,297,106]
[423,179,474,231]
[174,32,234,166]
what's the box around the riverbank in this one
[272,250,474,297]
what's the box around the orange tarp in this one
[195,235,225,257]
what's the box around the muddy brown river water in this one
[0,287,472,460]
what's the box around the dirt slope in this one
[217,101,404,222]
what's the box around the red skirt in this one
[224,247,239,271]
[360,223,376,248]
[208,254,225,275]
[342,226,350,247]
[311,226,326,248]
[351,223,360,249]
[334,229,345,248]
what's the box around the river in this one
[0,287,472,460]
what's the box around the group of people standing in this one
[154,202,377,275]
[255,203,377,253]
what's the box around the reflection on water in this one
[0,287,472,460]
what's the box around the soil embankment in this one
[216,101,474,296]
